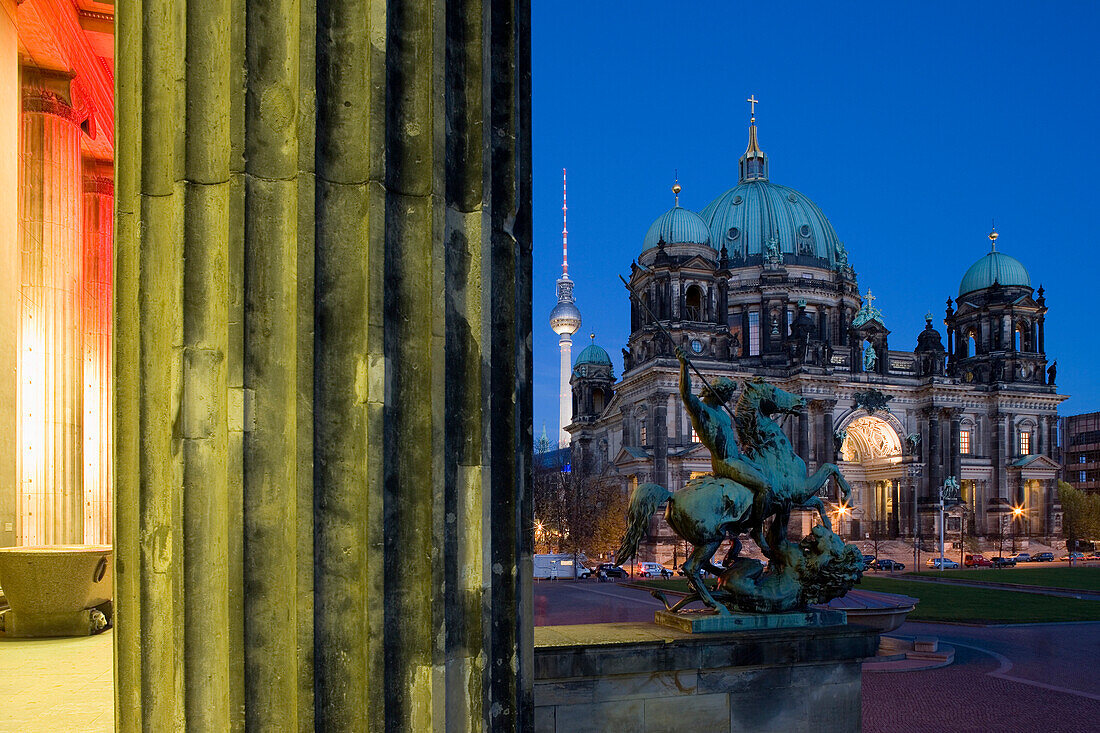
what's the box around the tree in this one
[1058,481,1100,550]
[532,449,627,561]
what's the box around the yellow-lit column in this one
[82,164,111,544]
[18,69,84,546]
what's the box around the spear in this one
[618,274,738,423]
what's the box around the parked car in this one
[592,563,629,579]
[871,559,905,571]
[1010,553,1031,563]
[926,557,960,569]
[964,553,992,568]
[1032,552,1055,562]
[861,555,876,569]
[1059,552,1086,562]
[638,562,673,578]
[990,556,1016,568]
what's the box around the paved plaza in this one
[0,581,1094,731]
[534,580,1100,733]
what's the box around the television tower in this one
[548,168,581,446]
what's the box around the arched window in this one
[685,284,703,321]
[592,388,606,415]
[639,419,647,446]
[967,330,976,358]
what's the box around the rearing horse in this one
[734,379,853,558]
[616,379,853,614]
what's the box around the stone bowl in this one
[817,588,918,633]
[0,545,113,614]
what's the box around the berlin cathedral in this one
[561,106,1065,562]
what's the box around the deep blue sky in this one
[531,2,1100,443]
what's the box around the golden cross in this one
[747,95,759,116]
[864,289,876,307]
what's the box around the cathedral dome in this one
[699,180,842,267]
[574,341,612,368]
[958,250,1031,297]
[642,205,712,251]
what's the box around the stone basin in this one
[0,545,112,637]
[818,588,918,634]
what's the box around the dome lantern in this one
[739,95,768,183]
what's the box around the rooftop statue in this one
[616,348,860,616]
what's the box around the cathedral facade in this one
[566,111,1065,562]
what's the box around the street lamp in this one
[1011,505,1023,555]
[833,502,850,539]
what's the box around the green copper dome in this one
[958,250,1031,297]
[699,180,842,266]
[574,342,612,368]
[642,205,713,250]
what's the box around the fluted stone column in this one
[82,167,112,545]
[927,410,941,497]
[18,70,85,546]
[797,403,809,461]
[115,1,533,730]
[949,409,962,483]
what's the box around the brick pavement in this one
[863,643,1100,732]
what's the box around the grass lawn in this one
[629,575,1100,624]
[857,576,1100,623]
[908,566,1100,593]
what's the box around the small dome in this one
[574,342,612,368]
[958,251,1031,297]
[642,206,712,251]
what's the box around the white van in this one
[533,553,590,579]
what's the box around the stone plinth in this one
[655,607,846,633]
[534,622,879,733]
[0,545,112,637]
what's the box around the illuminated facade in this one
[0,0,114,547]
[568,108,1065,562]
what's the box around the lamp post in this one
[1011,505,1023,555]
[832,502,850,539]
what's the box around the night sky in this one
[531,2,1100,443]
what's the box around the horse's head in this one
[739,378,806,417]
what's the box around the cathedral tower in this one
[548,169,581,445]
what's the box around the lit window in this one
[959,430,971,455]
[1079,455,1087,464]
[690,426,699,443]
[1019,431,1031,456]
[748,312,760,355]
[1080,471,1087,483]
[640,420,647,445]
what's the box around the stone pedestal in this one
[654,607,846,634]
[534,622,878,733]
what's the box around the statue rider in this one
[676,347,774,562]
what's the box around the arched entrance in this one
[838,415,905,540]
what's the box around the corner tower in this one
[549,169,581,445]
